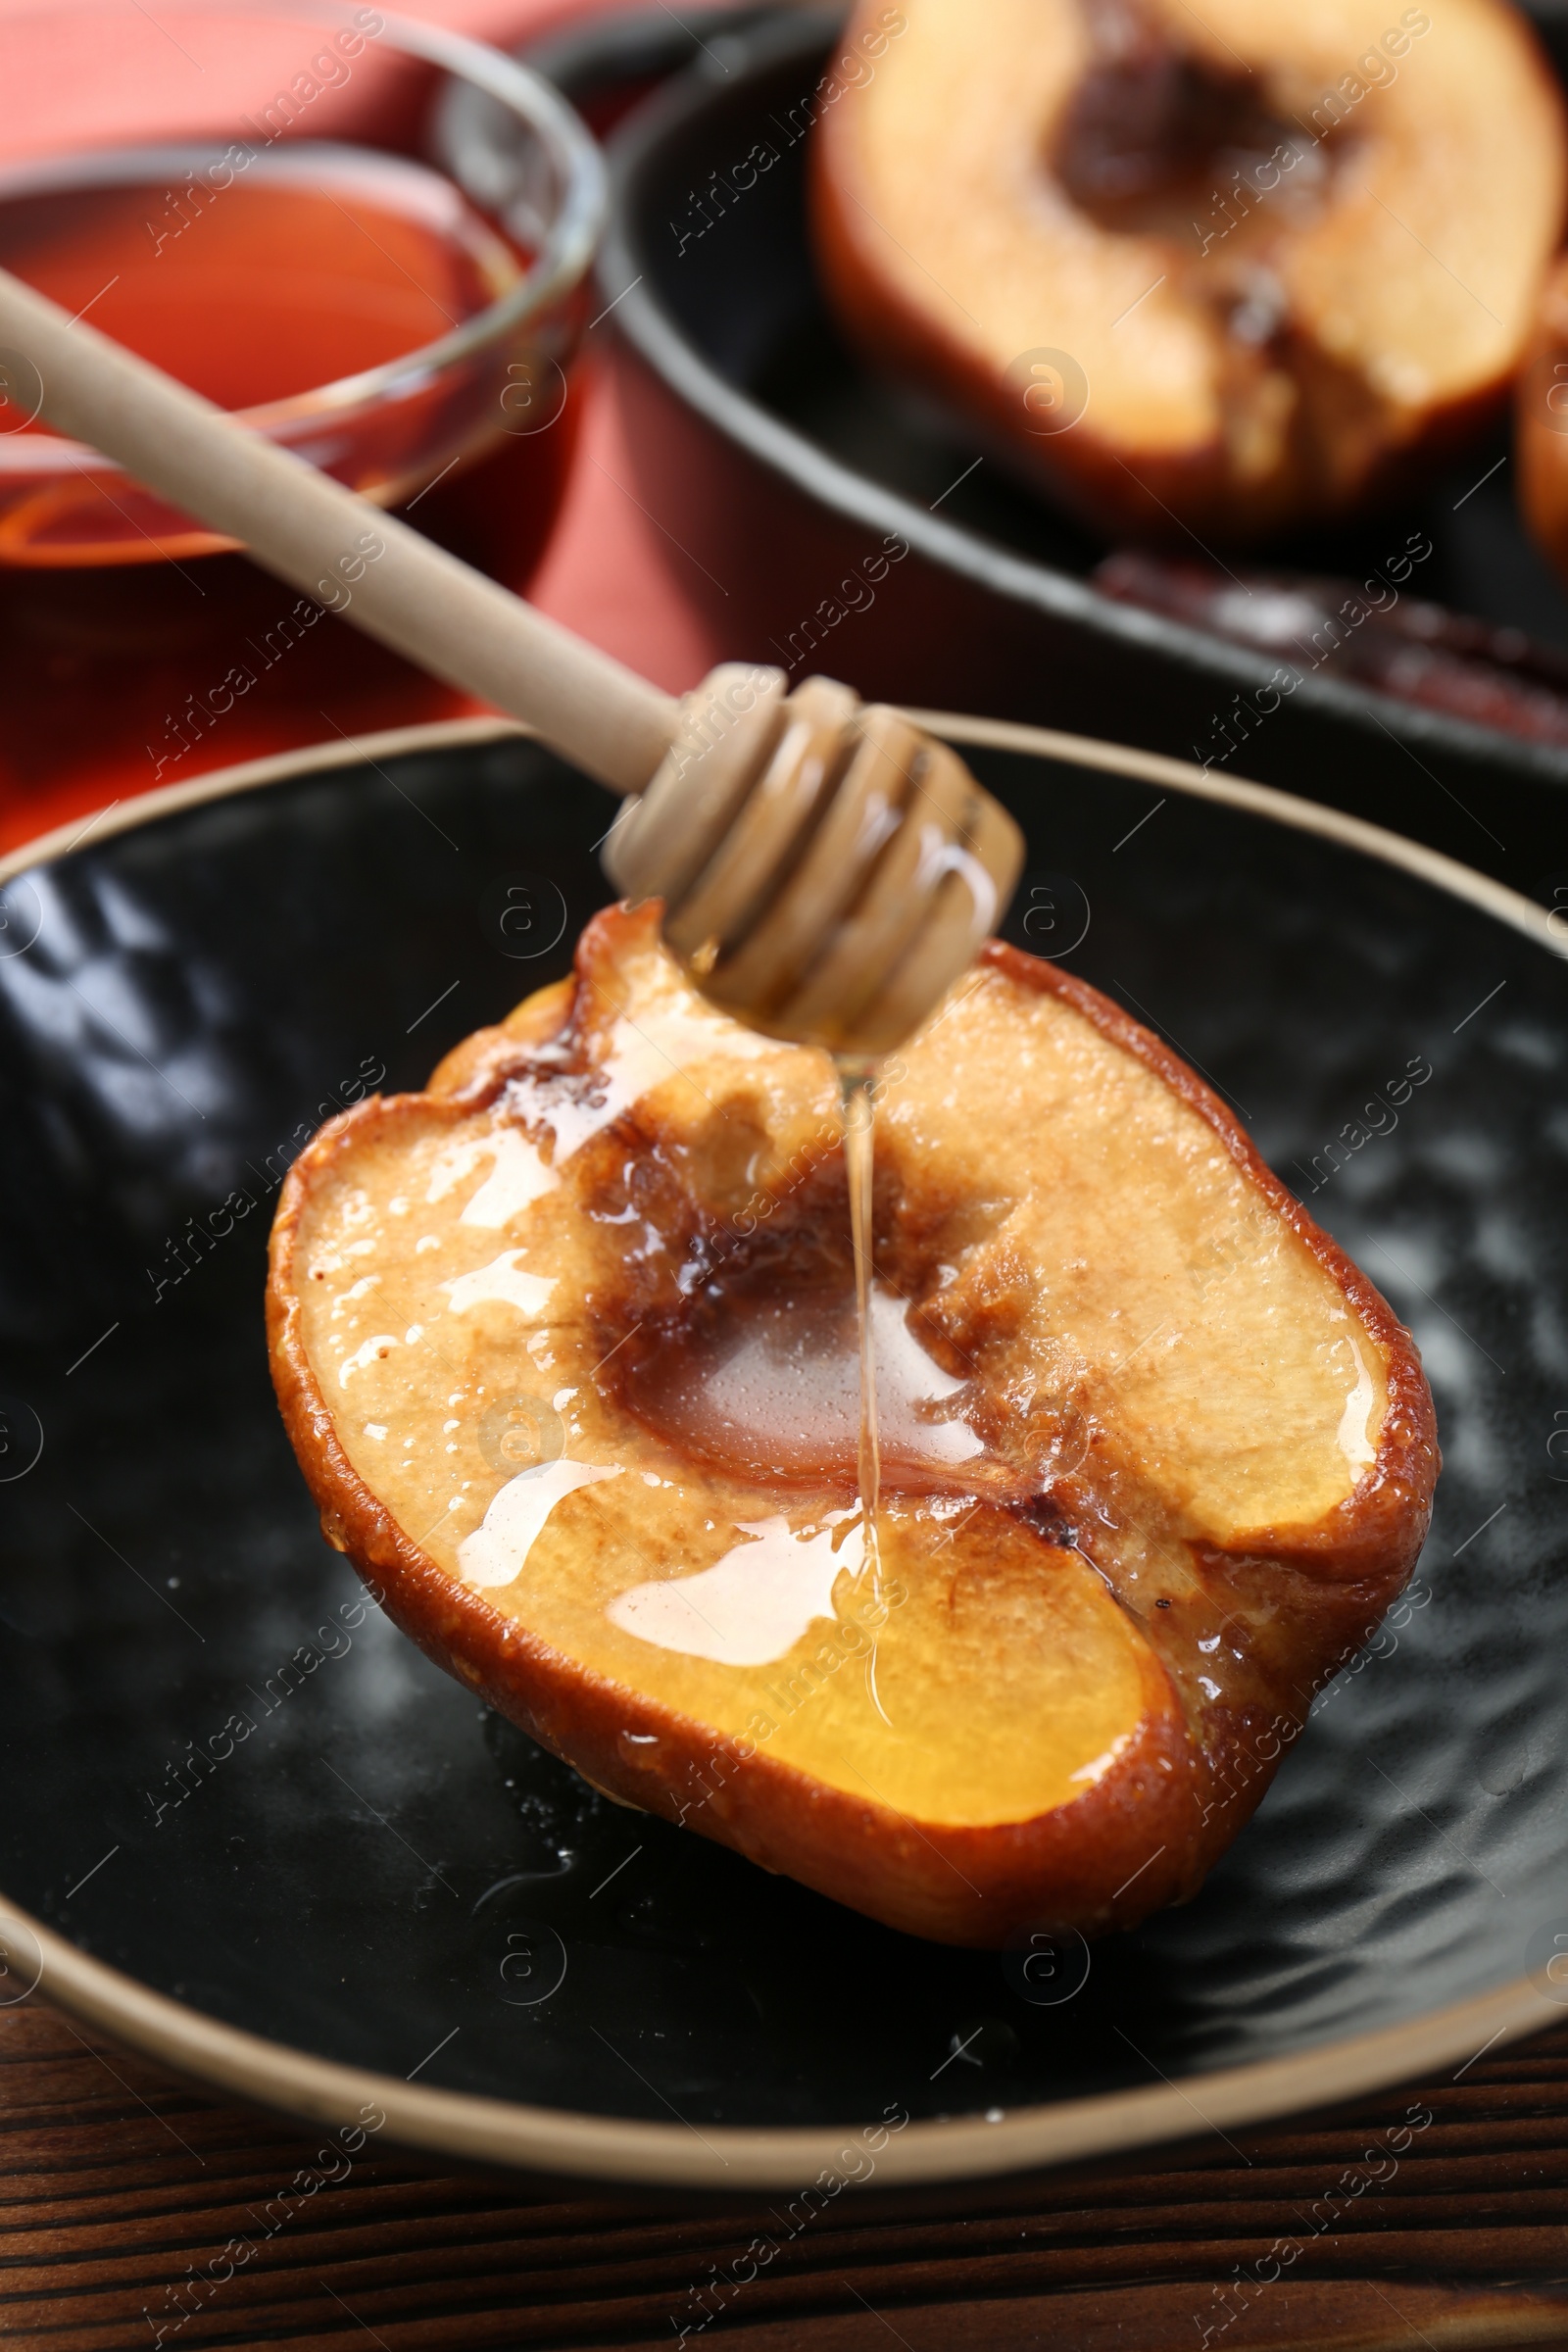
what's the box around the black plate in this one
[564,7,1568,902]
[0,717,1565,2190]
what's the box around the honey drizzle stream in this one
[838,1059,890,1722]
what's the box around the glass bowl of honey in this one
[0,2,605,849]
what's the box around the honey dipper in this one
[0,266,1022,1056]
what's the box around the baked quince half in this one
[811,0,1566,542]
[268,905,1437,1947]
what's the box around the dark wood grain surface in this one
[7,1991,1568,2350]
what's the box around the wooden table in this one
[6,1992,1568,2349]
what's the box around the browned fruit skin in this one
[268,908,1437,1947]
[1519,254,1568,584]
[812,0,1567,545]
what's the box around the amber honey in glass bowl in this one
[0,7,603,850]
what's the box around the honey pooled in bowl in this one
[268,904,1437,1946]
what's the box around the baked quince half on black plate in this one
[268,906,1437,1947]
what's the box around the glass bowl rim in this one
[0,0,606,464]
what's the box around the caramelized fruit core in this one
[1056,47,1317,237]
[618,1224,1023,1498]
[1053,8,1337,347]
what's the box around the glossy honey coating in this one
[268,906,1438,1945]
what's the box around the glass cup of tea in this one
[0,2,605,849]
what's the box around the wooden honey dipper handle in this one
[0,265,1023,1055]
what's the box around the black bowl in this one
[559,7,1568,905]
[0,714,1564,2191]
